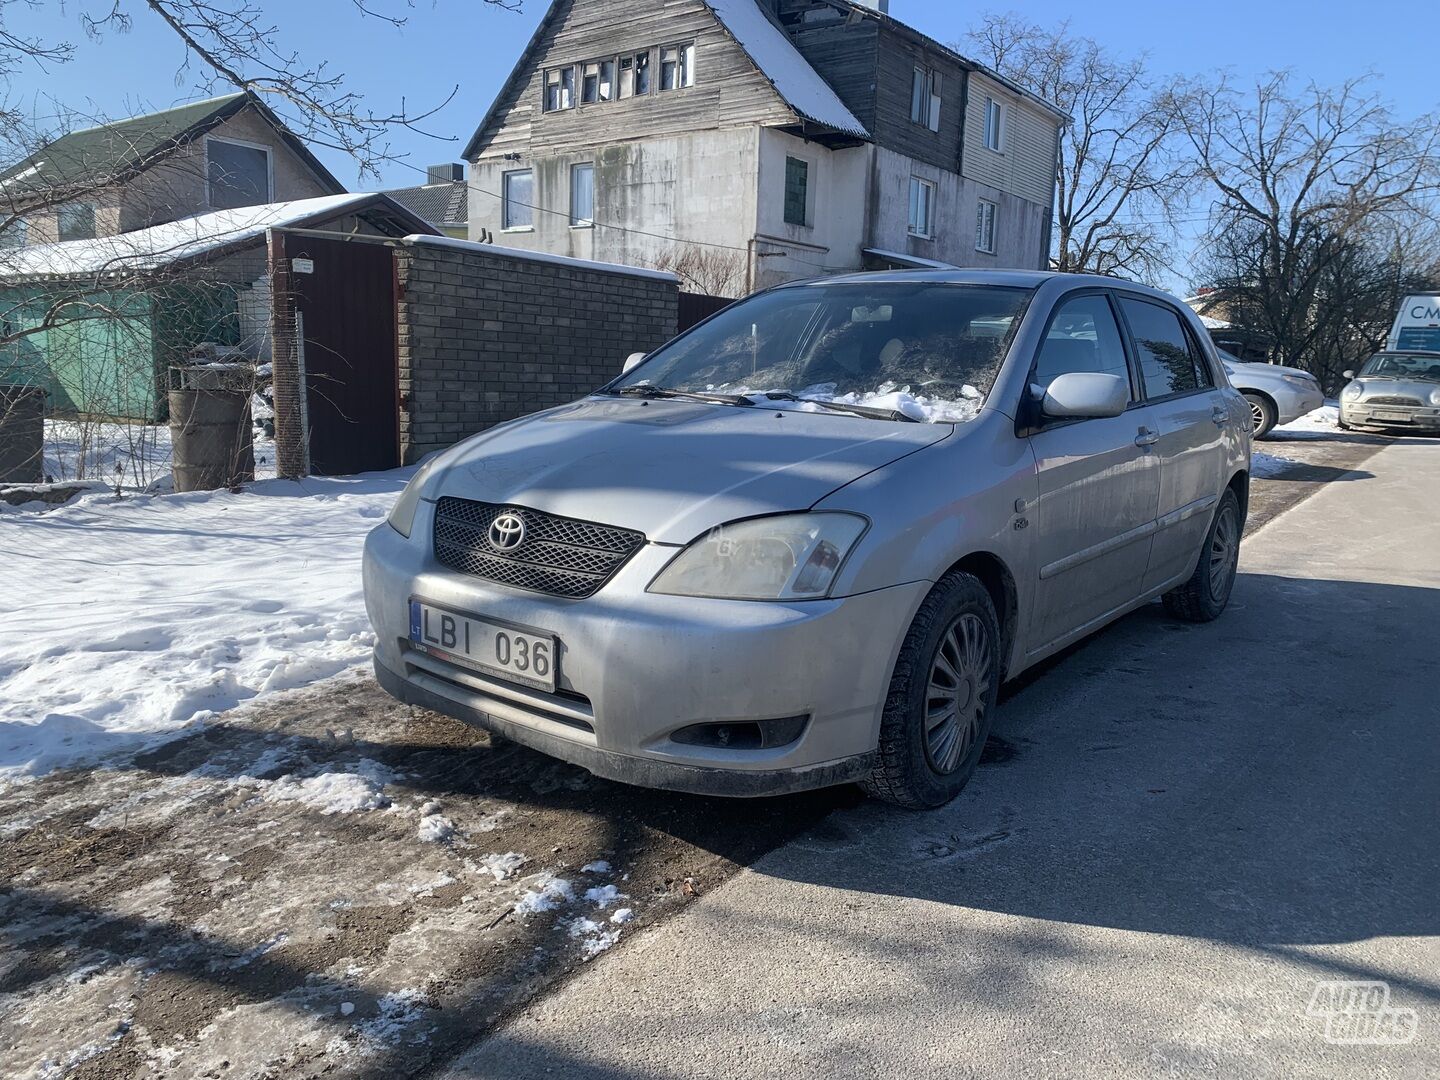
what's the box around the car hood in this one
[1349,376,1440,401]
[1226,360,1312,381]
[424,397,953,544]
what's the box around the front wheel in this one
[862,572,1000,809]
[1244,393,1277,439]
[1162,488,1242,623]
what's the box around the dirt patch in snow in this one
[0,673,852,1078]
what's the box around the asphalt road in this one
[450,436,1440,1079]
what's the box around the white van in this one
[1388,295,1440,352]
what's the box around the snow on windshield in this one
[724,380,984,422]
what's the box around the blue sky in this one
[8,0,1435,285]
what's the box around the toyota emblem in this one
[488,512,526,551]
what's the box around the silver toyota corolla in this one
[364,271,1251,808]
[1339,351,1440,433]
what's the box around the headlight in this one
[1431,388,1440,407]
[387,455,441,538]
[649,512,868,600]
[1280,373,1314,388]
[1341,382,1364,402]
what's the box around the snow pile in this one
[327,987,430,1058]
[1270,402,1341,439]
[583,884,626,909]
[416,814,455,843]
[261,759,396,814]
[473,852,528,882]
[513,874,575,915]
[563,916,622,960]
[580,860,611,875]
[1250,450,1299,478]
[0,466,411,783]
[737,381,984,423]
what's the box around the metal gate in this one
[272,231,400,476]
[677,292,734,334]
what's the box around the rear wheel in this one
[1244,393,1277,439]
[863,572,1000,809]
[1163,488,1242,623]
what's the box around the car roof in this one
[782,269,1185,303]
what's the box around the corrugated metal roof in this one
[383,180,468,229]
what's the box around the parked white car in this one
[1219,351,1324,438]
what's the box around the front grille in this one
[433,497,645,599]
[1366,395,1423,407]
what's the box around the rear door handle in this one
[1211,407,1229,426]
[1134,428,1160,448]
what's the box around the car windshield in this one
[608,282,1033,422]
[1359,353,1440,382]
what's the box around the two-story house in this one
[464,0,1067,295]
[0,91,346,248]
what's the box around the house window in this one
[910,67,941,132]
[983,96,1004,152]
[976,199,997,253]
[571,163,595,226]
[0,217,26,250]
[58,201,96,241]
[502,169,534,230]
[544,66,576,111]
[908,177,935,238]
[660,43,694,91]
[783,157,808,226]
[207,137,272,210]
[581,61,601,104]
[633,51,651,95]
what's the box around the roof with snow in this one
[0,193,433,280]
[0,92,345,201]
[864,248,959,271]
[703,0,869,139]
[402,234,681,284]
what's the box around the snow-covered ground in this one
[0,467,410,783]
[1267,401,1342,440]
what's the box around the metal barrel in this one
[168,364,255,492]
[0,384,45,484]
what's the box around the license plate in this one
[409,600,557,693]
[1372,408,1412,421]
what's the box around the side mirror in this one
[1041,372,1129,420]
[1342,370,1355,380]
[623,352,647,374]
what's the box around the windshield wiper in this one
[609,385,754,406]
[763,391,921,423]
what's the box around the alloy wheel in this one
[924,612,993,775]
[1248,398,1266,432]
[1209,503,1240,598]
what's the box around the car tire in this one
[1162,488,1242,623]
[1244,393,1277,439]
[862,571,1000,810]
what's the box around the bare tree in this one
[646,244,748,298]
[1177,71,1440,372]
[963,12,1194,282]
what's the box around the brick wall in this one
[394,238,679,463]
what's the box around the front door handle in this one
[1211,407,1229,427]
[1134,427,1160,448]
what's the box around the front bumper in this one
[363,505,928,797]
[1341,402,1440,431]
[1274,385,1325,425]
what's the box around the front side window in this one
[207,138,271,210]
[502,169,534,230]
[975,199,997,253]
[544,66,575,111]
[908,177,935,238]
[609,282,1033,423]
[783,156,808,227]
[570,162,595,226]
[984,97,1004,152]
[1119,297,1207,398]
[660,43,694,90]
[58,201,96,241]
[1033,294,1133,395]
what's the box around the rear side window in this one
[1033,294,1132,397]
[1119,297,1210,398]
